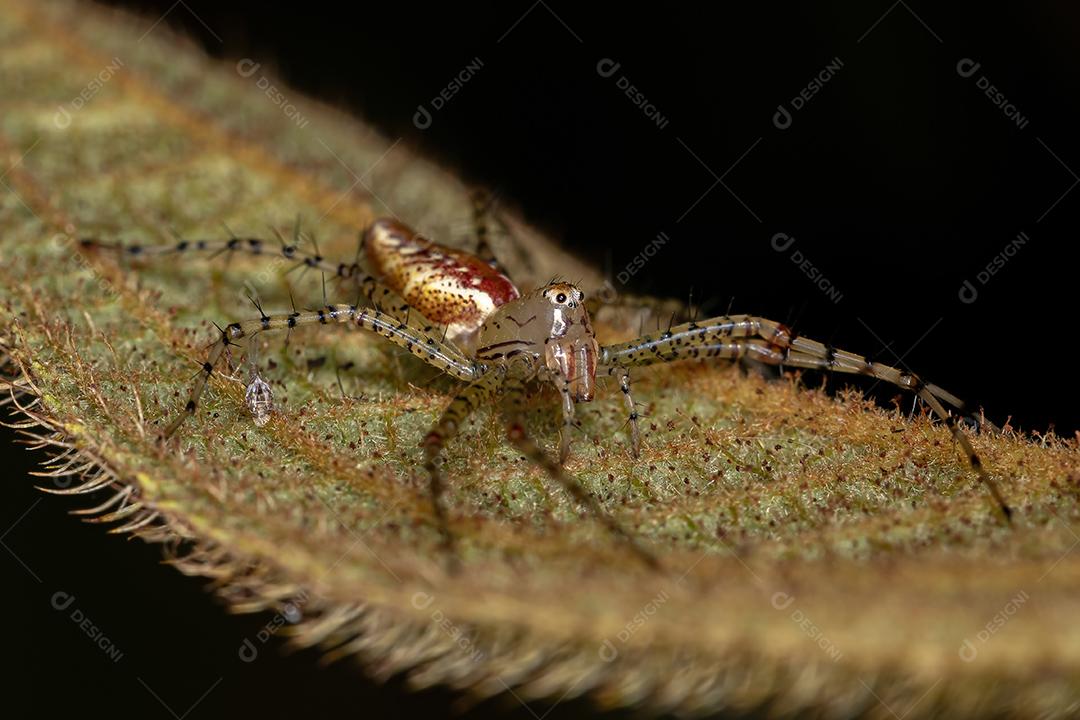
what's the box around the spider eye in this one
[555,293,567,303]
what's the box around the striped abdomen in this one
[363,219,520,351]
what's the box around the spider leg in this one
[600,316,1011,522]
[604,366,641,457]
[467,188,537,282]
[775,346,1012,522]
[422,369,502,560]
[78,232,427,325]
[163,304,477,438]
[499,371,660,570]
[470,188,503,272]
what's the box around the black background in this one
[6,2,1079,718]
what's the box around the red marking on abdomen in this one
[363,219,520,345]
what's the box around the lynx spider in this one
[82,198,1012,568]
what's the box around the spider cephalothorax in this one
[82,212,1013,569]
[477,282,599,403]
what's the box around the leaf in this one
[3,2,1080,717]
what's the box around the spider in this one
[82,213,1012,568]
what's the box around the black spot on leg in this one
[185,400,196,412]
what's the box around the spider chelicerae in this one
[82,206,1012,569]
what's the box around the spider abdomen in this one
[363,219,520,350]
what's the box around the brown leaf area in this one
[3,1,1080,717]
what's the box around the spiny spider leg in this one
[604,366,641,457]
[80,232,346,274]
[163,304,477,438]
[765,346,1011,520]
[499,370,660,570]
[599,316,1012,522]
[600,315,969,412]
[79,230,424,324]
